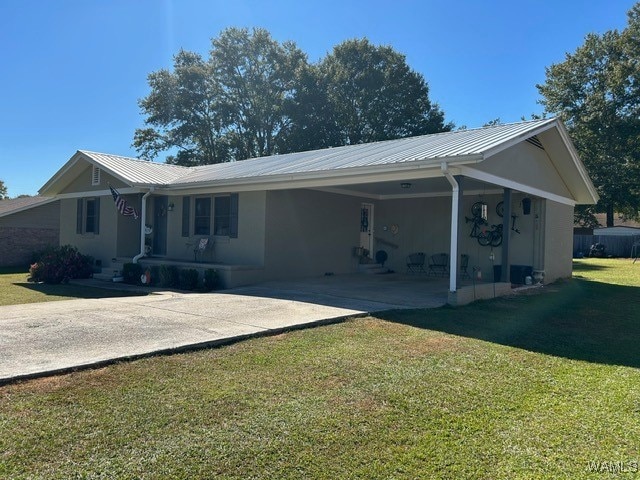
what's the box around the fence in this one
[574,234,640,258]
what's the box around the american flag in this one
[109,185,139,220]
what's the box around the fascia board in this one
[554,121,600,204]
[39,151,141,195]
[53,187,146,200]
[38,151,85,195]
[481,118,558,160]
[459,166,576,206]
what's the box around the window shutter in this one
[182,196,190,237]
[76,199,83,234]
[229,193,239,238]
[94,197,100,235]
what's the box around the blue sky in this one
[0,0,636,197]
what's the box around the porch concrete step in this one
[92,272,123,282]
[357,263,388,275]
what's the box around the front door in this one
[153,196,168,256]
[359,203,374,259]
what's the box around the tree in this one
[135,31,452,164]
[537,4,640,226]
[134,28,308,165]
[134,50,230,165]
[0,180,7,200]
[210,27,308,160]
[316,39,452,146]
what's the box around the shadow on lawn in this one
[379,279,640,368]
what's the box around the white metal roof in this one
[70,119,556,188]
[78,150,193,185]
[39,118,598,204]
[175,118,558,185]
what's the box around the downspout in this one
[133,188,154,264]
[441,162,458,293]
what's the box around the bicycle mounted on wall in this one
[465,201,520,247]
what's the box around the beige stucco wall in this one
[476,142,573,199]
[542,200,574,283]
[375,192,541,281]
[264,189,362,279]
[375,196,451,273]
[116,194,142,258]
[59,197,118,266]
[60,166,128,194]
[165,191,266,265]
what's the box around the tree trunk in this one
[606,204,614,227]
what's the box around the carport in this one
[40,118,598,305]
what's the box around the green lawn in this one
[0,268,144,306]
[0,260,639,478]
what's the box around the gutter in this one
[133,188,154,264]
[441,162,459,293]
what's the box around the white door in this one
[359,203,374,258]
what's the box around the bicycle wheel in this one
[496,201,504,218]
[490,231,503,247]
[472,201,487,218]
[477,230,491,246]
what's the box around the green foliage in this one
[317,38,452,145]
[0,179,7,199]
[158,265,179,288]
[134,30,452,165]
[28,245,93,284]
[178,268,199,291]
[149,266,161,286]
[203,268,219,291]
[537,4,640,225]
[122,263,143,285]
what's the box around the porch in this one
[103,254,517,307]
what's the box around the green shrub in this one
[149,266,161,286]
[179,269,199,291]
[158,265,179,288]
[29,245,94,284]
[203,268,219,291]
[122,263,143,285]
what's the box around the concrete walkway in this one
[0,274,448,384]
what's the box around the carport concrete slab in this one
[0,274,448,384]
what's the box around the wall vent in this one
[91,166,101,186]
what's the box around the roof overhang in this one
[37,118,599,206]
[39,151,140,196]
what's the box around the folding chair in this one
[428,253,449,276]
[406,252,426,274]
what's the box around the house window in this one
[194,197,211,235]
[91,166,101,186]
[214,193,238,238]
[76,197,100,234]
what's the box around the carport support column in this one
[455,175,464,288]
[501,188,512,283]
[441,163,459,293]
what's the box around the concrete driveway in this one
[0,274,448,384]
